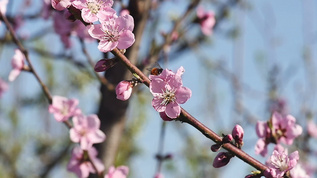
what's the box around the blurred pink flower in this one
[307,120,317,138]
[51,0,72,11]
[255,112,302,157]
[120,9,130,16]
[67,146,105,178]
[290,163,310,178]
[9,49,25,81]
[0,78,8,98]
[116,81,133,101]
[48,95,81,122]
[0,0,8,26]
[271,112,302,145]
[196,6,216,36]
[266,146,299,178]
[149,66,192,118]
[88,14,135,52]
[70,114,106,149]
[72,0,115,23]
[104,166,129,178]
[154,172,164,178]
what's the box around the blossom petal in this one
[117,31,135,49]
[152,97,166,112]
[98,40,117,53]
[165,102,180,118]
[150,77,165,94]
[175,86,192,104]
[88,24,104,40]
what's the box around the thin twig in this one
[111,48,268,173]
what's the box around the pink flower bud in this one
[232,124,244,146]
[213,152,232,168]
[210,143,221,152]
[223,134,233,143]
[94,58,119,72]
[116,81,133,101]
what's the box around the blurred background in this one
[0,0,316,177]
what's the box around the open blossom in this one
[9,49,25,82]
[266,146,299,178]
[0,78,8,98]
[116,80,133,101]
[67,146,105,178]
[104,166,129,178]
[255,112,302,157]
[70,114,106,149]
[48,96,81,122]
[271,112,302,145]
[196,6,216,36]
[88,14,135,53]
[72,0,115,23]
[51,0,72,11]
[150,66,192,119]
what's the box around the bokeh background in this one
[0,0,317,177]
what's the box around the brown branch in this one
[111,48,268,172]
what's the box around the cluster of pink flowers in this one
[255,112,302,157]
[48,96,128,177]
[51,0,135,52]
[149,66,192,119]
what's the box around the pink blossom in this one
[88,14,135,53]
[0,78,8,98]
[116,81,133,101]
[271,112,303,145]
[307,120,317,138]
[48,95,81,122]
[72,0,114,23]
[53,11,92,48]
[196,6,216,36]
[104,166,129,178]
[70,114,106,149]
[0,0,8,26]
[51,0,72,11]
[213,152,232,168]
[154,173,164,178]
[149,66,192,118]
[67,146,105,178]
[266,146,299,178]
[9,49,25,82]
[290,163,310,178]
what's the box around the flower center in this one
[160,88,176,105]
[101,22,121,42]
[86,0,102,14]
[271,153,289,171]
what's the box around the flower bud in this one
[210,143,221,152]
[94,58,118,72]
[223,134,233,143]
[116,81,133,101]
[213,152,233,168]
[232,124,244,147]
